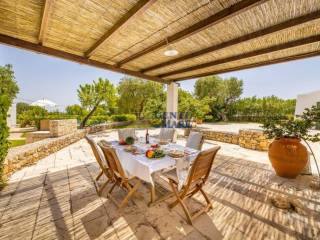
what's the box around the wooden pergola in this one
[0,0,319,83]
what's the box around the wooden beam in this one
[86,0,157,57]
[171,50,320,82]
[142,10,320,73]
[117,0,267,66]
[0,34,165,83]
[39,0,55,44]
[159,35,320,78]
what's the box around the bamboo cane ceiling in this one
[0,0,319,83]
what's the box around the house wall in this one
[6,103,16,128]
[295,90,320,116]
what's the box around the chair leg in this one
[96,171,103,181]
[168,181,193,225]
[199,187,212,210]
[119,180,141,209]
[168,199,179,209]
[108,181,118,195]
[97,179,110,196]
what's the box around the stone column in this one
[166,82,178,128]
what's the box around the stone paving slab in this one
[0,130,319,240]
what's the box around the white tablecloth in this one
[105,141,199,186]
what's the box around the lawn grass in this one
[9,139,26,148]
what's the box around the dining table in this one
[101,138,200,205]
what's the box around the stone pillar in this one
[166,82,178,128]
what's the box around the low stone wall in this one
[26,119,78,143]
[50,119,77,137]
[196,128,270,151]
[4,121,132,179]
[26,131,51,144]
[40,119,50,131]
[87,121,132,133]
[201,130,239,144]
[4,130,87,178]
[239,129,271,151]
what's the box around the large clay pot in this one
[268,137,308,178]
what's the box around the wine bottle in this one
[146,129,150,144]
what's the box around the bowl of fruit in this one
[145,148,165,159]
[151,143,159,149]
[125,136,135,145]
[119,136,135,145]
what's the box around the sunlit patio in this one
[1,0,320,239]
[0,129,319,240]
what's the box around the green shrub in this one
[204,115,214,122]
[0,64,19,187]
[18,106,48,128]
[111,114,136,122]
[148,119,162,127]
[87,115,109,126]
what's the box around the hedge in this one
[111,114,136,122]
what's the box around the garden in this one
[1,64,313,188]
[15,75,297,130]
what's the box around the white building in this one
[295,90,320,116]
[6,102,17,128]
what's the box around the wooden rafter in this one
[171,50,320,82]
[85,0,157,57]
[116,0,267,66]
[142,10,320,73]
[0,34,165,83]
[38,0,55,44]
[159,35,320,78]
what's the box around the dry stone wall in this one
[50,119,77,137]
[202,130,239,144]
[4,130,86,178]
[4,121,132,179]
[197,128,270,151]
[239,129,271,151]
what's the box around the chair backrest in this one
[85,135,108,170]
[185,146,220,188]
[185,131,204,150]
[118,128,136,141]
[159,128,177,142]
[98,144,127,179]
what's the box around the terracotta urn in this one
[268,137,308,178]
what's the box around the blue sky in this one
[1,44,319,110]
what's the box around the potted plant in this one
[262,106,320,178]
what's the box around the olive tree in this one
[78,78,117,128]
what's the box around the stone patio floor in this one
[0,129,320,240]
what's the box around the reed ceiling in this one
[0,0,319,83]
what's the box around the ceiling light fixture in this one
[164,38,178,57]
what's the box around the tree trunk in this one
[219,111,228,121]
[80,103,99,129]
[138,100,145,120]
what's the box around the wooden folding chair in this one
[185,131,205,150]
[99,144,142,209]
[165,146,220,225]
[85,136,112,196]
